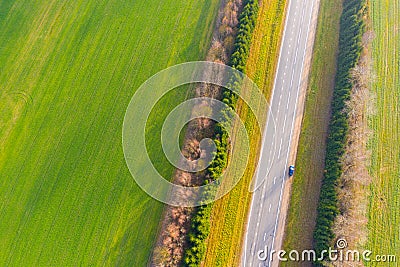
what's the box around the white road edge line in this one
[242,0,294,263]
[268,0,315,266]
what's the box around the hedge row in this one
[312,0,366,265]
[183,1,259,266]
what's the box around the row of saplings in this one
[183,0,259,266]
[313,0,367,266]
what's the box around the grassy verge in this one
[0,0,220,265]
[183,1,260,265]
[366,0,400,263]
[312,0,366,262]
[281,0,343,263]
[202,0,287,266]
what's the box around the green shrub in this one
[312,0,366,265]
[182,0,260,266]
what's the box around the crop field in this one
[0,0,220,265]
[203,0,287,265]
[367,0,400,263]
[281,0,342,262]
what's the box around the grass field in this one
[202,0,287,265]
[281,0,342,263]
[0,0,220,265]
[366,0,400,263]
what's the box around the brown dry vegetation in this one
[203,0,287,265]
[332,32,373,267]
[151,0,244,266]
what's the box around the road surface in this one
[242,0,319,266]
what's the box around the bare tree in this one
[333,31,374,267]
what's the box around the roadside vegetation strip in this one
[281,0,343,263]
[183,1,260,266]
[0,0,220,265]
[202,0,287,266]
[367,0,400,263]
[312,0,367,264]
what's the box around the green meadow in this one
[367,0,400,264]
[0,0,219,265]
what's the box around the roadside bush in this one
[183,0,259,266]
[312,0,366,265]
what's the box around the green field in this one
[0,0,220,265]
[281,0,342,262]
[367,0,400,263]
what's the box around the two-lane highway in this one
[242,0,319,266]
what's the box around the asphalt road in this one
[242,0,318,266]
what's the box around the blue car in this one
[288,165,295,177]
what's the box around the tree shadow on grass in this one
[179,0,222,62]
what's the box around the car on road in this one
[288,165,295,177]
